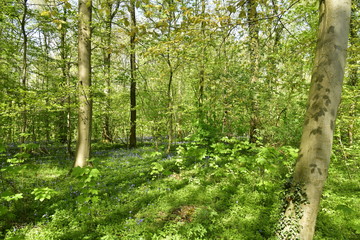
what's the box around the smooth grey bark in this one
[277,0,351,239]
[75,0,92,168]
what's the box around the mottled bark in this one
[75,0,92,168]
[277,1,351,239]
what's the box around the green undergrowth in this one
[0,139,359,239]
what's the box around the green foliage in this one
[0,0,358,238]
[31,187,57,202]
[71,166,102,212]
[0,143,359,239]
[1,192,23,202]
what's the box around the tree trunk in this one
[102,0,118,143]
[59,6,73,155]
[58,8,69,144]
[129,0,137,148]
[75,0,92,168]
[198,0,206,112]
[268,0,283,94]
[277,1,351,239]
[165,0,176,153]
[43,32,50,143]
[20,0,28,144]
[66,61,72,155]
[247,0,260,144]
[166,54,174,153]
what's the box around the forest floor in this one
[0,140,359,239]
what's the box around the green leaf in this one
[91,196,99,203]
[89,168,101,179]
[163,170,172,176]
[135,0,141,8]
[31,187,57,201]
[0,205,8,216]
[335,204,354,214]
[2,193,23,202]
[41,11,51,17]
[71,167,89,178]
[352,224,360,234]
[76,195,87,204]
[88,189,99,195]
[64,2,71,9]
[7,158,24,165]
[123,18,130,27]
[227,5,236,13]
[0,143,5,153]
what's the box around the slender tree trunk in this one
[247,0,260,144]
[102,12,112,142]
[102,1,115,143]
[198,0,206,112]
[20,0,28,144]
[166,54,174,153]
[75,0,92,168]
[43,32,50,142]
[66,61,72,155]
[165,0,176,153]
[129,0,137,148]
[277,1,351,239]
[59,7,73,154]
[58,9,68,144]
[268,0,283,94]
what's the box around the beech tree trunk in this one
[277,1,351,239]
[75,0,92,168]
